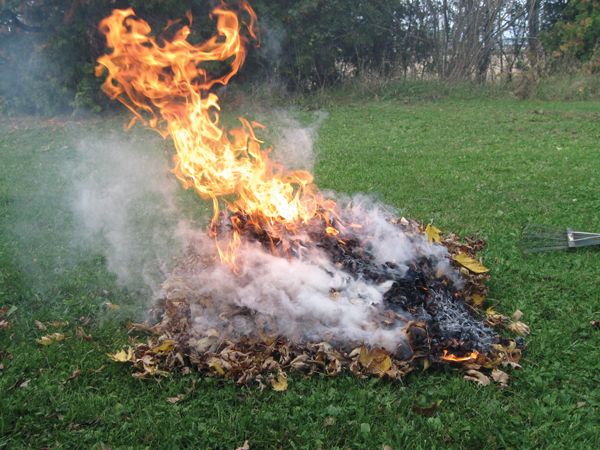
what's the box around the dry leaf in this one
[166,394,184,404]
[207,357,225,376]
[412,400,442,417]
[34,320,47,331]
[358,346,392,376]
[590,320,599,329]
[463,369,490,386]
[0,320,10,330]
[151,339,175,354]
[76,327,92,341]
[454,253,489,274]
[36,333,65,346]
[508,321,530,336]
[104,302,120,311]
[271,372,288,391]
[89,365,105,374]
[65,369,81,382]
[425,224,442,243]
[107,347,134,362]
[18,379,31,389]
[511,310,523,321]
[469,294,485,307]
[48,320,68,328]
[235,441,250,450]
[491,369,509,388]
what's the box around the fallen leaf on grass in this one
[412,400,442,417]
[507,321,530,336]
[104,302,120,311]
[463,369,490,386]
[235,441,250,450]
[590,320,599,329]
[19,379,31,389]
[166,394,184,404]
[37,333,65,346]
[0,320,10,330]
[75,327,92,341]
[425,224,442,243]
[88,365,105,374]
[48,320,68,328]
[34,320,47,331]
[271,372,288,391]
[454,253,489,274]
[107,347,134,362]
[65,369,81,382]
[511,310,523,321]
[491,368,509,388]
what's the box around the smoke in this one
[266,110,328,172]
[70,133,187,292]
[162,195,458,353]
[67,108,328,293]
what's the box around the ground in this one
[1,94,599,449]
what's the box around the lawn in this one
[1,95,599,449]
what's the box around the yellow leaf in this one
[425,224,442,243]
[48,320,68,328]
[271,372,288,391]
[36,333,65,346]
[207,357,225,375]
[107,347,134,362]
[470,294,485,307]
[358,346,392,376]
[454,253,489,274]
[151,339,175,354]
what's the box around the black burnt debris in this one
[117,215,527,388]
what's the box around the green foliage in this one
[544,0,600,69]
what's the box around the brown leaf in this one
[0,319,10,330]
[358,346,392,376]
[454,253,489,274]
[412,400,442,417]
[76,327,92,341]
[88,365,105,374]
[463,369,490,386]
[491,369,509,388]
[65,369,81,382]
[166,394,185,404]
[590,320,599,329]
[34,320,47,331]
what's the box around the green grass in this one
[1,96,600,449]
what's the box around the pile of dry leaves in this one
[109,221,529,390]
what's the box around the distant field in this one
[1,96,599,448]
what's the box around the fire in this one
[96,1,337,266]
[440,349,479,363]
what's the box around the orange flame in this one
[440,349,479,363]
[96,2,337,266]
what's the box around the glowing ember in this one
[440,349,479,363]
[95,1,338,267]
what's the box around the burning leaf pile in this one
[96,2,527,388]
